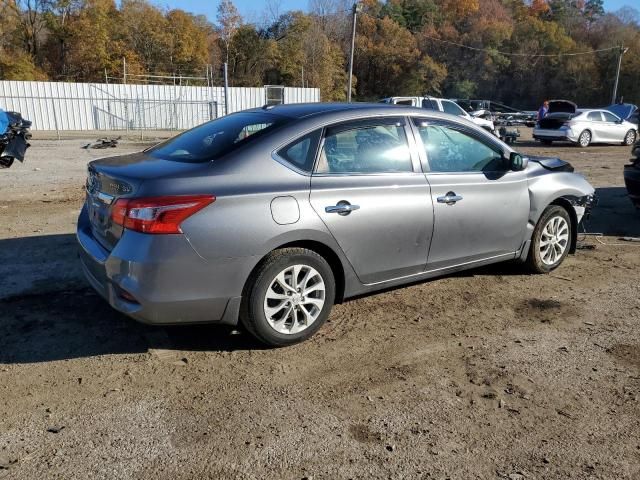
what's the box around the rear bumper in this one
[532,127,578,143]
[76,204,253,325]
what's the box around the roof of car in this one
[246,102,431,119]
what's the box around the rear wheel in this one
[623,129,637,146]
[577,130,591,147]
[526,206,572,273]
[240,248,336,347]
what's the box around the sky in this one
[149,0,638,23]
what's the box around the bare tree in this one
[216,0,242,65]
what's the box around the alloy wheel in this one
[625,130,636,146]
[539,216,570,266]
[579,131,591,147]
[263,264,326,335]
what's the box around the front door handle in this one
[437,191,463,205]
[325,202,360,216]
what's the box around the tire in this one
[526,205,572,274]
[623,129,637,146]
[577,130,591,147]
[240,248,336,347]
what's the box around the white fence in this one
[0,81,320,131]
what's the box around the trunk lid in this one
[548,100,577,114]
[538,112,573,130]
[85,152,207,251]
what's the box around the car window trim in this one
[311,116,422,176]
[410,117,509,175]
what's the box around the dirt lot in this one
[1,131,639,479]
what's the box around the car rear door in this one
[586,111,607,141]
[309,117,433,284]
[410,118,530,270]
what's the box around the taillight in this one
[111,195,215,234]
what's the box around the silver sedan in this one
[77,103,595,346]
[534,102,637,147]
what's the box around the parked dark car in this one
[624,139,640,209]
[0,109,32,168]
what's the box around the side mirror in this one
[509,152,528,171]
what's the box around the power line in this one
[419,35,623,58]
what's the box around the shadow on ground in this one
[586,187,640,236]
[0,234,261,365]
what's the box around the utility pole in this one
[224,62,229,116]
[122,57,127,84]
[611,44,629,104]
[301,66,305,88]
[347,2,362,103]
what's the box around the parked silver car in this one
[533,100,637,147]
[77,103,595,346]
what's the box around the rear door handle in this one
[437,192,463,205]
[325,203,360,216]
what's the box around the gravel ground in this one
[1,130,639,479]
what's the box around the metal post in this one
[224,62,229,116]
[123,57,127,84]
[611,44,629,105]
[104,68,108,84]
[301,66,304,88]
[347,2,361,102]
[51,99,60,140]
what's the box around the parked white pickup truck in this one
[379,96,496,135]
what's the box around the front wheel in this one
[623,129,637,146]
[577,130,591,147]
[240,248,336,347]
[526,206,572,273]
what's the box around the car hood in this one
[606,103,637,120]
[527,155,574,173]
[548,100,577,114]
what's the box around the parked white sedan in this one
[533,100,637,147]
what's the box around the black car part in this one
[0,111,32,169]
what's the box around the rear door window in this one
[441,100,467,117]
[315,120,413,174]
[588,112,603,122]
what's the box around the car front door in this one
[411,118,530,271]
[309,117,433,284]
[601,111,627,142]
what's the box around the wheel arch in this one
[549,197,578,254]
[243,239,347,305]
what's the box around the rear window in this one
[147,112,290,162]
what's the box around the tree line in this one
[0,0,639,108]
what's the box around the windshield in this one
[147,112,290,162]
